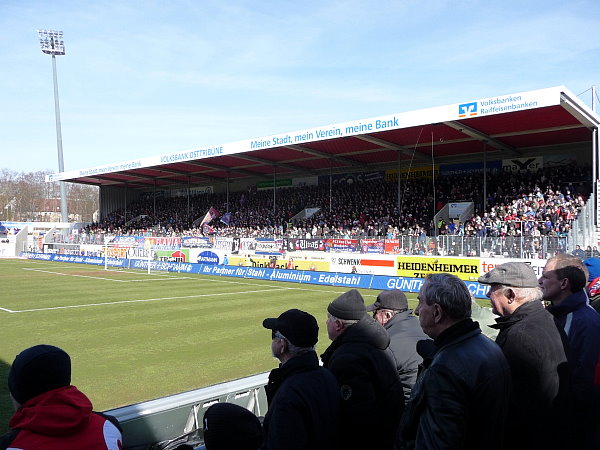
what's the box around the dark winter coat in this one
[491,300,569,450]
[263,351,340,450]
[384,311,428,402]
[321,315,404,450]
[547,290,600,449]
[397,319,511,450]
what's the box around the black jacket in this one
[321,315,404,450]
[263,351,340,450]
[398,319,511,450]
[491,300,569,450]
[385,311,428,402]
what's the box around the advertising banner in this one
[254,238,284,254]
[502,157,543,173]
[324,238,358,252]
[228,255,330,271]
[480,258,546,278]
[385,166,439,182]
[396,256,480,281]
[239,238,258,252]
[440,160,501,176]
[384,239,401,254]
[145,237,182,251]
[112,236,144,247]
[181,236,212,248]
[155,249,189,262]
[213,237,234,251]
[20,252,506,298]
[286,238,327,252]
[329,255,396,275]
[360,239,385,254]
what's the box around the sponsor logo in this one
[458,102,478,118]
[197,251,219,264]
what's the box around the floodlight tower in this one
[38,29,68,223]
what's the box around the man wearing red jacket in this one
[0,344,122,450]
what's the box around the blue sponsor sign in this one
[197,251,220,264]
[20,252,490,298]
[458,102,478,118]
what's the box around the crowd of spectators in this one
[82,164,592,242]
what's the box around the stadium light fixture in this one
[38,29,68,223]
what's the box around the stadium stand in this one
[81,163,591,242]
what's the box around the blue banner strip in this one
[21,252,489,298]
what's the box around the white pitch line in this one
[0,307,15,313]
[7,288,287,313]
[22,268,188,283]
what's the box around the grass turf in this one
[0,258,421,432]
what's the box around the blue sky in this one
[2,0,599,174]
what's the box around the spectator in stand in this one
[540,254,600,449]
[261,309,339,450]
[365,290,427,402]
[321,289,404,450]
[572,244,586,258]
[397,274,511,450]
[478,262,569,450]
[202,402,262,450]
[0,345,122,450]
[84,163,592,246]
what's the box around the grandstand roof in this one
[49,86,600,190]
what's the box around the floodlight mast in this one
[38,29,68,224]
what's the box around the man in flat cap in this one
[262,309,339,450]
[321,289,403,450]
[0,344,122,450]
[479,262,569,450]
[366,289,427,402]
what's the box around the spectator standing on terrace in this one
[540,254,600,449]
[262,309,340,450]
[0,345,122,450]
[478,262,569,450]
[397,274,510,450]
[365,290,427,402]
[321,289,404,450]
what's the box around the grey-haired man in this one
[479,262,569,450]
[366,290,427,401]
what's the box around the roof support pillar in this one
[483,143,487,212]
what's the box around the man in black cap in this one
[0,344,122,450]
[366,289,427,402]
[321,289,403,450]
[479,262,569,450]
[262,309,340,450]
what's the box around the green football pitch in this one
[0,258,419,431]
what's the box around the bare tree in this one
[0,168,98,223]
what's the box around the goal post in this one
[103,242,155,273]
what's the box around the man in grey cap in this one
[262,309,339,450]
[366,290,427,401]
[321,289,403,450]
[479,262,569,450]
